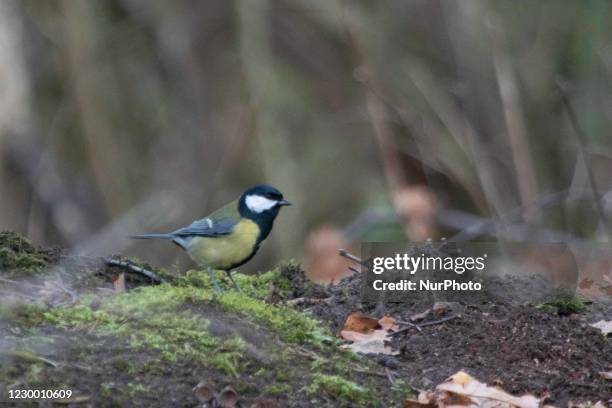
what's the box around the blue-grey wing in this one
[172,216,236,238]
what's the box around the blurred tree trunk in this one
[0,0,33,234]
[61,0,131,218]
[443,0,518,219]
[237,0,303,258]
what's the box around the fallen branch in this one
[103,257,165,284]
[390,315,459,337]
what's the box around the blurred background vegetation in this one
[0,0,611,284]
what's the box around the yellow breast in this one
[186,219,260,270]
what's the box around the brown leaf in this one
[599,370,612,380]
[435,371,540,408]
[340,333,399,355]
[340,313,399,355]
[193,381,215,402]
[219,386,239,408]
[341,312,381,333]
[404,391,436,408]
[378,315,399,331]
[113,273,126,293]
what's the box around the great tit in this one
[132,185,290,291]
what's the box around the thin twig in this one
[556,78,612,242]
[384,368,396,385]
[0,276,45,289]
[2,350,59,367]
[349,366,387,379]
[338,249,368,268]
[286,297,332,306]
[348,266,361,274]
[103,257,164,284]
[390,315,459,337]
[395,320,423,333]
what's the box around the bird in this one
[132,184,291,291]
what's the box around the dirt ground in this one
[285,265,612,406]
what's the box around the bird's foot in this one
[207,268,225,293]
[226,270,242,293]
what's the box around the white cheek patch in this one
[245,194,277,213]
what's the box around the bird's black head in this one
[238,185,290,241]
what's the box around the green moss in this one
[155,266,330,347]
[215,291,332,345]
[27,263,391,404]
[0,301,48,326]
[182,265,294,299]
[44,285,243,375]
[390,379,416,400]
[0,231,49,273]
[306,373,370,404]
[110,358,131,372]
[264,382,291,395]
[536,296,587,315]
[127,382,150,397]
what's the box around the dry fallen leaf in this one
[591,320,612,335]
[405,371,540,408]
[341,312,383,333]
[340,313,399,356]
[599,370,612,380]
[404,391,436,408]
[379,315,399,331]
[341,334,399,355]
[436,371,539,408]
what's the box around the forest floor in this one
[0,231,610,407]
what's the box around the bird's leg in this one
[207,267,224,293]
[226,270,242,292]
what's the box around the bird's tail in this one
[130,233,175,240]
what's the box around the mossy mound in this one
[0,231,51,274]
[0,232,407,407]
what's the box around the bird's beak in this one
[278,199,291,206]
